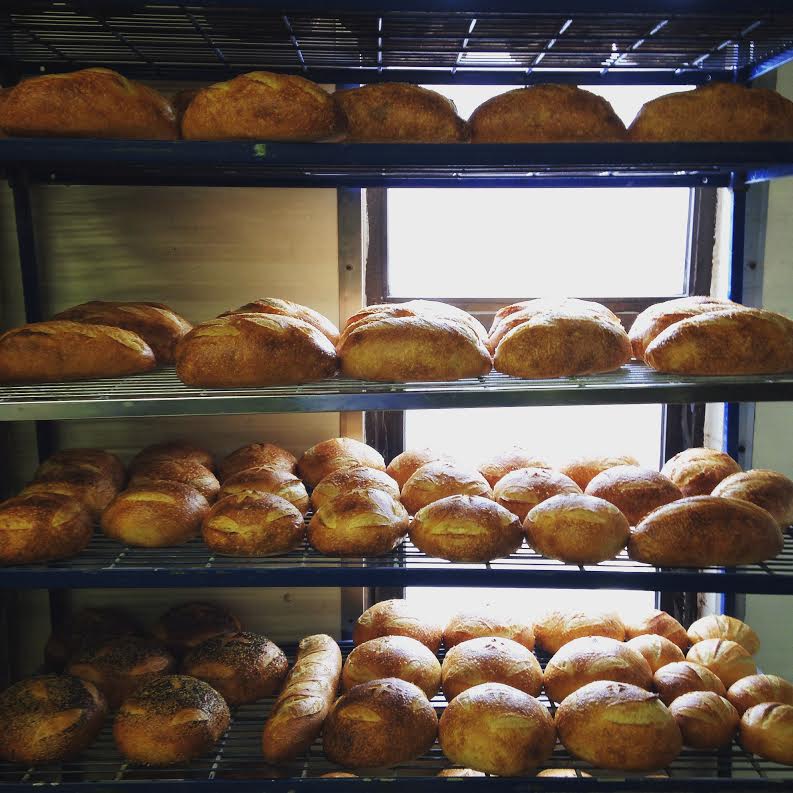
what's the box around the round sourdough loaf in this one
[686,638,757,688]
[727,674,793,715]
[153,602,241,656]
[37,448,126,490]
[495,468,581,521]
[218,442,297,480]
[687,614,760,655]
[298,437,385,488]
[560,454,640,490]
[22,467,120,518]
[311,465,400,511]
[478,448,552,489]
[712,469,793,527]
[669,691,739,749]
[354,598,443,653]
[534,608,625,654]
[401,461,493,515]
[386,447,455,490]
[220,298,339,344]
[653,661,726,706]
[661,447,742,496]
[624,609,688,650]
[129,458,220,503]
[131,441,214,474]
[444,606,534,651]
[626,635,685,673]
[218,466,309,514]
[740,702,793,765]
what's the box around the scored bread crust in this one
[220,298,339,345]
[298,437,385,488]
[661,447,741,497]
[712,469,793,527]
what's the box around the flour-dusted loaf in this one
[712,469,793,527]
[688,615,760,656]
[354,599,443,654]
[310,465,400,511]
[560,454,640,490]
[624,609,688,651]
[401,460,493,515]
[298,437,385,488]
[443,606,535,651]
[129,457,220,503]
[494,467,581,521]
[661,447,742,497]
[478,448,552,489]
[534,608,625,654]
[221,298,339,344]
[386,447,456,490]
[218,466,309,514]
[218,441,297,481]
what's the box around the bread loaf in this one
[401,461,493,515]
[153,601,241,656]
[534,609,625,654]
[0,321,156,383]
[219,442,297,481]
[221,298,339,344]
[713,469,793,527]
[298,437,385,488]
[668,691,739,749]
[661,447,742,497]
[478,450,552,490]
[37,448,126,490]
[311,466,400,511]
[687,614,760,655]
[653,661,727,706]
[386,448,455,490]
[495,468,581,521]
[131,441,215,474]
[625,609,688,651]
[740,702,793,765]
[727,674,793,715]
[628,496,784,567]
[22,467,120,518]
[444,606,534,651]
[129,458,220,503]
[218,466,309,514]
[626,635,685,673]
[686,638,757,688]
[560,454,640,490]
[354,599,442,653]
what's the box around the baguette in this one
[261,634,342,763]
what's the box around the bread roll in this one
[556,681,681,771]
[218,466,309,514]
[624,609,688,651]
[101,481,209,548]
[335,83,467,142]
[0,321,156,383]
[308,488,408,557]
[740,702,793,765]
[153,602,241,656]
[261,634,341,763]
[626,635,685,673]
[660,447,741,498]
[36,448,126,490]
[644,308,793,375]
[0,492,92,565]
[437,768,486,777]
[628,495,784,567]
[410,495,523,563]
[323,678,437,768]
[386,448,455,490]
[182,72,340,141]
[713,469,793,527]
[182,632,288,706]
[438,682,555,776]
[543,636,652,704]
[687,614,760,655]
[298,437,385,488]
[175,314,338,387]
[728,675,793,715]
[113,675,230,765]
[524,493,630,564]
[653,661,726,706]
[130,458,220,502]
[311,466,400,511]
[444,606,534,651]
[686,638,757,688]
[221,298,339,344]
[0,675,107,763]
[478,449,553,489]
[534,609,626,654]
[560,454,640,490]
[401,461,493,515]
[668,691,739,749]
[342,635,441,699]
[66,636,176,708]
[54,301,192,364]
[354,599,442,653]
[0,68,177,139]
[441,636,542,701]
[219,442,297,481]
[495,468,581,521]
[22,466,120,518]
[469,85,626,142]
[131,441,215,474]
[628,83,793,142]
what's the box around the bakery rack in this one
[3,1,793,790]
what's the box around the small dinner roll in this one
[713,469,793,527]
[131,441,215,474]
[308,488,408,556]
[0,675,107,763]
[585,465,682,525]
[728,674,793,715]
[625,609,688,651]
[298,437,385,488]
[534,609,626,654]
[386,447,455,490]
[36,448,126,490]
[153,602,241,656]
[218,466,309,514]
[322,678,438,768]
[22,467,119,518]
[354,599,442,653]
[182,632,288,706]
[661,447,741,496]
[555,681,682,771]
[101,481,209,548]
[311,466,401,511]
[113,675,230,765]
[669,691,739,749]
[437,768,486,777]
[653,661,727,706]
[66,636,176,708]
[410,495,523,563]
[478,449,553,489]
[523,493,629,564]
[687,638,757,688]
[626,635,685,673]
[441,636,542,701]
[543,636,652,704]
[218,442,297,481]
[740,702,793,765]
[202,491,305,556]
[444,606,534,651]
[560,454,640,490]
[129,458,220,503]
[342,635,441,699]
[439,682,555,776]
[495,467,581,521]
[687,614,760,655]
[401,461,493,515]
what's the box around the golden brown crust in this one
[182,72,341,141]
[36,448,126,491]
[555,681,682,771]
[644,308,793,375]
[629,83,793,142]
[687,615,760,656]
[22,466,120,518]
[668,691,739,749]
[480,451,554,491]
[0,68,178,139]
[628,495,784,567]
[218,466,309,514]
[470,85,626,143]
[218,442,297,481]
[727,675,793,715]
[386,448,455,491]
[661,447,742,497]
[153,602,241,656]
[653,661,727,706]
[54,301,192,364]
[712,469,793,527]
[220,298,339,345]
[311,466,400,511]
[560,454,640,490]
[410,494,523,563]
[523,493,629,564]
[686,638,757,689]
[0,674,107,763]
[740,702,793,765]
[401,461,493,515]
[131,441,215,474]
[443,607,534,651]
[441,636,542,701]
[129,458,220,503]
[534,609,625,654]
[335,83,468,142]
[298,437,385,488]
[182,632,288,706]
[624,609,688,651]
[0,320,156,383]
[353,599,443,654]
[175,314,338,388]
[438,682,555,776]
[0,492,92,565]
[625,635,685,674]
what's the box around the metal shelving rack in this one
[3,1,793,789]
